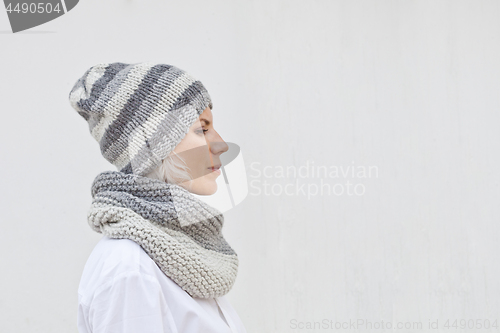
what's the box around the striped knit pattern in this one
[69,62,213,177]
[88,171,239,298]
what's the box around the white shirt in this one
[77,236,247,333]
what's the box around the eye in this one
[196,128,209,135]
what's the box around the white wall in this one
[1,1,499,332]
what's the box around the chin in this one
[191,181,218,196]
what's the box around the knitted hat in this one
[68,62,212,176]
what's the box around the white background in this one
[1,1,499,332]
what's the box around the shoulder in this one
[78,236,161,303]
[85,236,146,275]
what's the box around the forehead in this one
[200,106,213,118]
[199,107,213,124]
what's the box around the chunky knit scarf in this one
[87,170,239,299]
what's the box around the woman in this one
[69,62,246,333]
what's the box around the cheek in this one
[175,132,207,154]
[175,134,211,173]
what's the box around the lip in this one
[208,164,222,173]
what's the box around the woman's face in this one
[172,107,228,195]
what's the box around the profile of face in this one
[171,107,228,195]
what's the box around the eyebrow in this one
[200,118,211,126]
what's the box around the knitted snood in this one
[87,170,239,298]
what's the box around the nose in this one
[208,129,229,156]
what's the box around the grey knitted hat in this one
[69,62,212,176]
